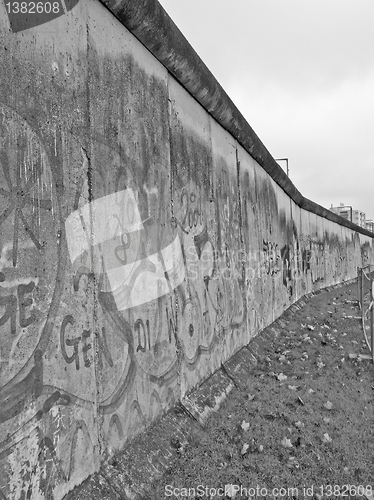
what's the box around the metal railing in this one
[357,265,374,361]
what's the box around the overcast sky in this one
[158,0,374,220]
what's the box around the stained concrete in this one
[0,0,373,498]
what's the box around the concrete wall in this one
[0,1,373,499]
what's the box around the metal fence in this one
[357,265,374,361]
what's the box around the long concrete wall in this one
[0,1,373,499]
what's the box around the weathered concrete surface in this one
[181,369,234,426]
[0,0,373,498]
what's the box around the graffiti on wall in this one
[0,93,373,500]
[0,103,68,499]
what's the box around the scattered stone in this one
[241,420,250,431]
[322,433,332,443]
[281,437,293,448]
[323,401,333,410]
[226,484,238,498]
[241,443,249,455]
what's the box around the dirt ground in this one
[153,280,374,500]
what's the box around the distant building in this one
[330,203,353,221]
[330,203,367,228]
[365,220,374,233]
[352,210,366,228]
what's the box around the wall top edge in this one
[98,0,373,239]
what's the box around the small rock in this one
[281,437,293,448]
[226,484,237,498]
[322,433,332,443]
[241,443,249,455]
[241,420,250,431]
[323,401,333,410]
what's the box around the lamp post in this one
[275,158,289,177]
